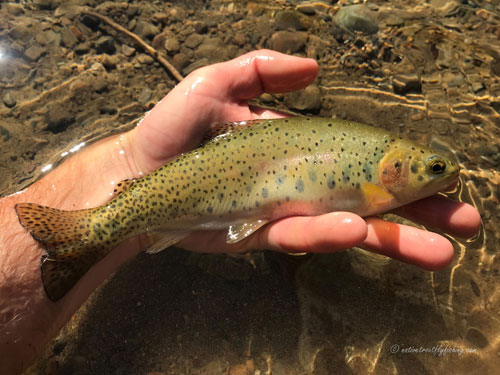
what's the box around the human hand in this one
[123,49,481,270]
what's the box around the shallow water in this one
[1,0,499,374]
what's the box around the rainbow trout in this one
[15,117,459,300]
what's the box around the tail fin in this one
[15,203,103,301]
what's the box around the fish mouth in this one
[426,166,460,193]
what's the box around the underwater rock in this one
[133,21,160,40]
[5,3,24,16]
[270,31,308,54]
[182,58,209,76]
[335,4,379,34]
[80,13,100,30]
[194,38,229,63]
[164,38,180,53]
[74,42,90,55]
[45,105,74,133]
[36,29,61,46]
[233,32,248,47]
[392,74,422,95]
[492,101,500,115]
[275,10,310,31]
[95,36,115,54]
[2,93,16,108]
[172,53,189,71]
[0,125,11,142]
[23,45,45,61]
[60,27,78,48]
[465,328,489,348]
[185,33,204,49]
[54,3,83,17]
[296,4,316,16]
[121,44,136,57]
[193,21,209,34]
[34,0,60,10]
[284,83,321,111]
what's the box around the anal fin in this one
[226,220,268,244]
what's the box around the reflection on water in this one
[1,0,499,373]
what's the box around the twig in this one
[81,10,184,82]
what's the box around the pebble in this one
[45,104,74,133]
[172,53,189,71]
[24,45,45,61]
[335,4,379,34]
[182,58,209,76]
[0,125,11,142]
[95,36,115,54]
[80,14,100,30]
[133,21,160,40]
[60,27,78,48]
[491,58,500,77]
[193,21,209,34]
[136,53,154,65]
[194,38,227,63]
[492,101,500,115]
[274,10,310,30]
[2,93,16,108]
[465,328,489,348]
[164,38,180,53]
[284,83,321,110]
[74,42,90,55]
[296,4,316,16]
[470,80,485,94]
[392,75,422,95]
[126,5,140,17]
[138,87,152,104]
[385,15,404,27]
[54,3,83,17]
[270,31,308,54]
[36,29,61,46]
[185,33,204,49]
[5,3,25,16]
[233,32,247,46]
[121,44,136,57]
[34,0,60,10]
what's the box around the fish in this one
[15,117,459,301]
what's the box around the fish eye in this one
[429,160,446,174]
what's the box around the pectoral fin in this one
[362,183,395,207]
[226,220,269,243]
[146,231,191,254]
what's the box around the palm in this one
[127,50,480,270]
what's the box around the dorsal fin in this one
[201,119,267,144]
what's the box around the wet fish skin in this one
[15,117,459,300]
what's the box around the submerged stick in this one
[81,10,184,82]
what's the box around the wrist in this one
[0,130,145,374]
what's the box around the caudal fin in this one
[15,203,103,301]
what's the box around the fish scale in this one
[15,117,459,300]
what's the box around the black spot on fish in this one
[207,207,213,213]
[232,200,237,208]
[411,163,418,174]
[418,175,423,181]
[327,175,336,189]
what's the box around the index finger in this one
[128,50,318,172]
